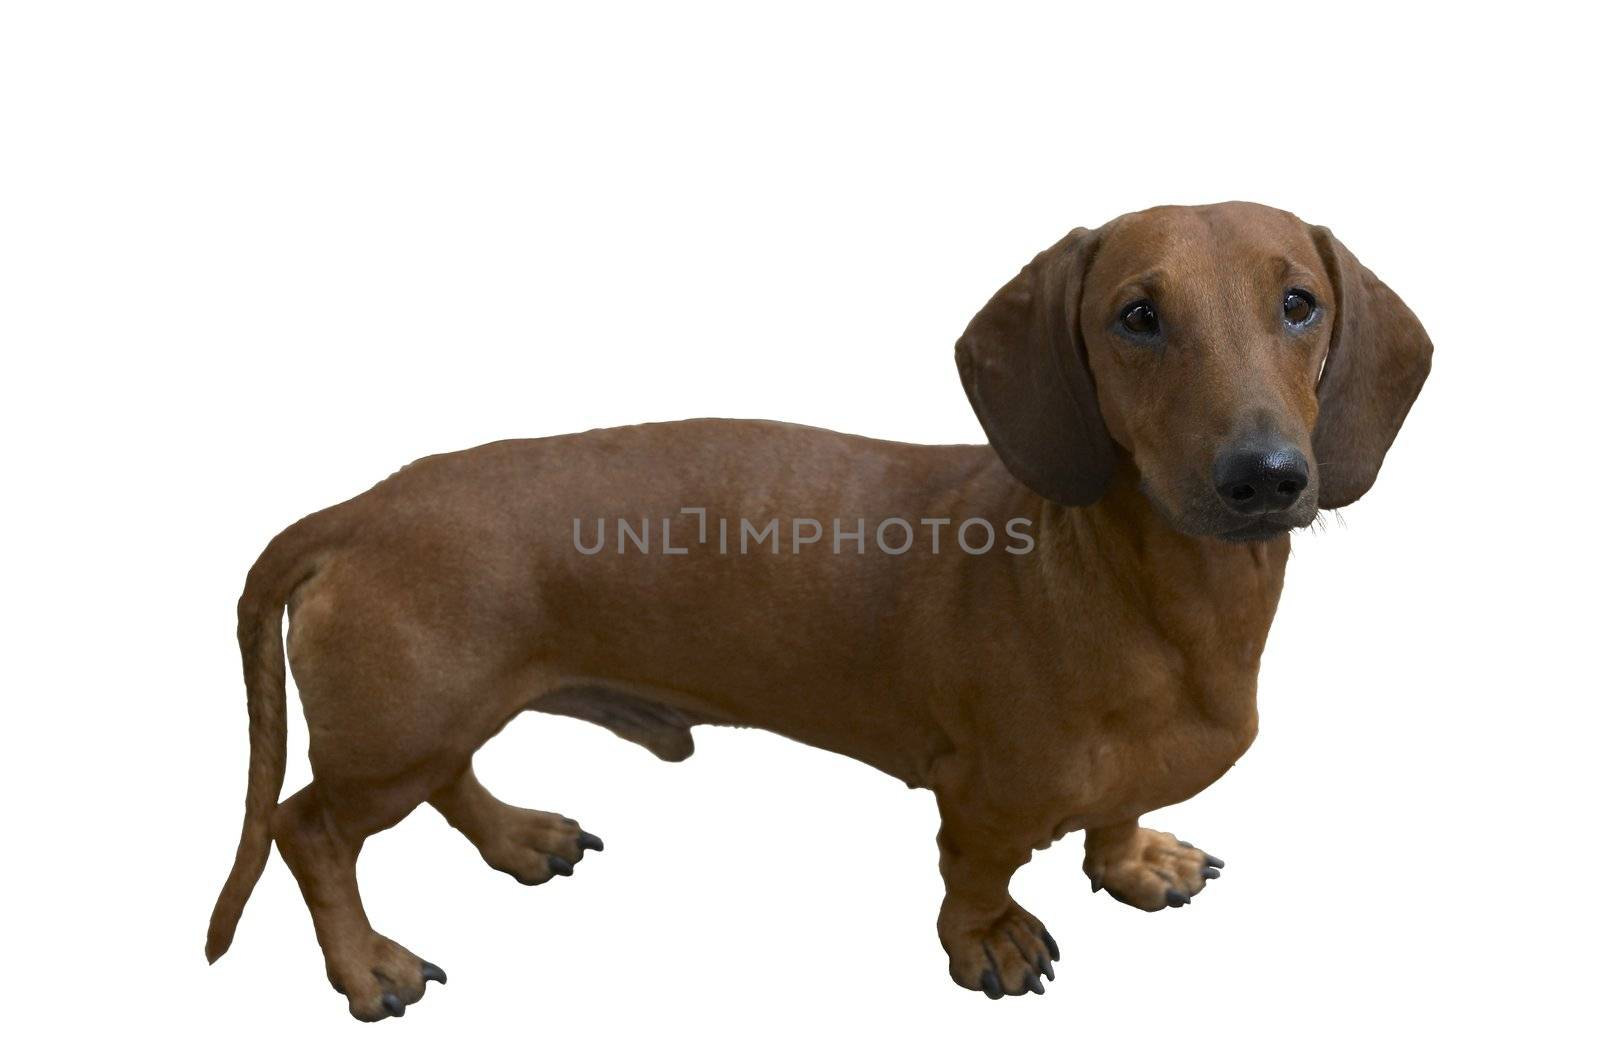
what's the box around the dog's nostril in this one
[1214,443,1309,516]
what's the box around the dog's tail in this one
[204,512,332,964]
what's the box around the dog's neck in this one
[1030,458,1290,671]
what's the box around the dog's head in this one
[956,202,1431,541]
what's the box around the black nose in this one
[1213,443,1309,515]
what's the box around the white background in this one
[4,2,1596,1057]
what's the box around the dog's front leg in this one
[1081,820,1224,911]
[934,803,1058,999]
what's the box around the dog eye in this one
[1119,300,1159,336]
[1283,289,1317,326]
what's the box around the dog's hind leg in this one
[271,566,494,1020]
[429,763,604,885]
[273,780,448,1021]
[429,685,696,884]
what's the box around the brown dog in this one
[206,201,1430,1019]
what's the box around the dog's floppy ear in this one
[1309,226,1433,509]
[955,228,1115,506]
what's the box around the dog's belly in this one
[527,683,699,762]
[516,663,954,788]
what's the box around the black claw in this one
[578,831,605,853]
[1201,866,1221,880]
[548,855,575,877]
[1040,956,1055,981]
[382,992,406,1018]
[1041,927,1061,962]
[420,962,447,985]
[1204,854,1225,869]
[1024,971,1045,995]
[1166,889,1188,908]
[1090,878,1103,893]
[980,969,1003,1000]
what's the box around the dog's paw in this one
[478,809,604,886]
[326,933,447,1022]
[1084,828,1223,911]
[940,901,1058,999]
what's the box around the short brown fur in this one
[207,202,1431,1017]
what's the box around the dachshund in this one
[206,201,1431,1018]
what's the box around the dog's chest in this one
[1018,616,1267,843]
